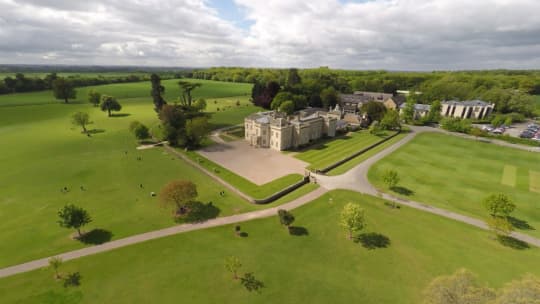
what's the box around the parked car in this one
[492,128,505,134]
[482,125,494,132]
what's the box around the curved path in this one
[0,187,328,279]
[313,126,540,247]
[1,126,539,279]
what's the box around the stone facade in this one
[441,100,494,120]
[399,103,431,119]
[245,109,337,151]
[339,91,404,114]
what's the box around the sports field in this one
[369,132,540,238]
[1,190,538,304]
[0,79,266,268]
[294,130,394,171]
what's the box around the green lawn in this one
[326,132,409,176]
[0,78,252,107]
[0,80,267,268]
[1,190,538,304]
[369,132,540,238]
[294,130,394,171]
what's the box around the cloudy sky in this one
[1,0,540,70]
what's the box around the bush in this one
[129,121,142,132]
[440,117,472,133]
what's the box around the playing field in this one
[369,132,540,238]
[294,130,394,171]
[0,79,268,268]
[1,190,538,304]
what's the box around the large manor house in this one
[245,91,495,151]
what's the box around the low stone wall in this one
[253,176,310,204]
[318,130,402,174]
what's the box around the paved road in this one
[2,125,538,279]
[0,187,328,279]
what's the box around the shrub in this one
[440,117,472,133]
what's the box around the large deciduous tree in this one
[483,193,516,218]
[496,274,540,304]
[100,95,122,117]
[422,268,495,304]
[53,78,77,103]
[401,99,416,123]
[225,256,242,280]
[178,81,202,107]
[277,209,295,230]
[380,110,401,131]
[151,73,167,113]
[87,90,101,107]
[320,87,338,109]
[279,100,295,115]
[159,180,198,215]
[57,204,92,238]
[361,101,387,122]
[71,112,91,134]
[183,116,210,148]
[340,203,366,240]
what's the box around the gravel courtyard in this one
[198,140,309,185]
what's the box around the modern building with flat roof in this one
[441,100,494,120]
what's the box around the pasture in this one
[0,79,264,268]
[369,132,540,238]
[1,190,538,304]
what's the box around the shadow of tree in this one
[239,232,249,238]
[390,186,414,196]
[110,113,131,117]
[288,226,309,236]
[497,235,530,250]
[507,216,535,230]
[383,201,401,209]
[86,129,105,135]
[78,229,113,245]
[355,232,391,249]
[176,201,221,223]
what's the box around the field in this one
[293,130,395,171]
[0,78,252,107]
[0,79,267,268]
[1,190,538,304]
[369,132,540,238]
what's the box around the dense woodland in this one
[192,67,540,117]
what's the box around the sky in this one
[1,0,540,70]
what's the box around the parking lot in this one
[476,122,540,141]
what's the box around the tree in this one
[286,68,302,88]
[151,73,166,113]
[71,112,91,134]
[483,193,516,218]
[380,110,401,131]
[428,100,442,122]
[178,81,202,107]
[277,209,295,230]
[183,116,210,148]
[382,170,400,189]
[361,101,387,122]
[469,127,487,139]
[158,104,186,145]
[159,180,198,214]
[87,90,101,107]
[340,203,366,240]
[193,98,207,111]
[225,256,242,280]
[486,216,513,237]
[369,121,382,135]
[496,274,540,304]
[401,99,416,123]
[133,124,150,141]
[52,78,76,103]
[57,204,92,238]
[279,100,295,115]
[423,268,495,304]
[63,272,82,288]
[240,272,264,293]
[270,92,293,110]
[48,257,63,279]
[100,95,122,117]
[320,87,338,109]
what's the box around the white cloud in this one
[0,0,539,69]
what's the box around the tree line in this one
[0,72,181,95]
[192,67,540,117]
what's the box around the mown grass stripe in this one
[530,170,540,193]
[501,165,517,187]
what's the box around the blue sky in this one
[207,0,253,29]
